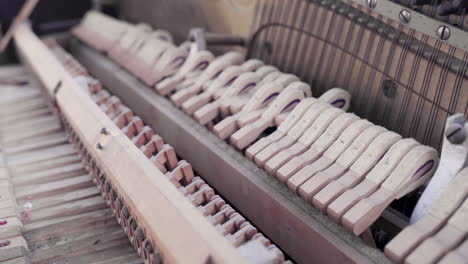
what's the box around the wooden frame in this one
[13,23,247,264]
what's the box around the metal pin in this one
[129,216,138,230]
[122,207,130,219]
[154,251,163,264]
[105,181,111,192]
[110,189,117,201]
[116,197,123,209]
[136,227,145,241]
[53,80,62,95]
[145,240,154,253]
[100,127,109,135]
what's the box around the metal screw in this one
[399,10,411,24]
[366,0,377,9]
[436,25,451,40]
[96,142,103,150]
[100,128,109,135]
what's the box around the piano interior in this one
[0,0,467,263]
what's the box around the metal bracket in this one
[348,0,468,52]
[188,28,245,50]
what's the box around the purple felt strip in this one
[331,99,346,108]
[172,56,186,68]
[194,61,209,71]
[261,92,279,104]
[156,51,165,60]
[281,99,301,112]
[225,76,238,87]
[412,160,435,180]
[238,82,256,94]
[211,69,223,80]
[377,150,389,162]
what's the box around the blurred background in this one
[0,0,257,64]
[0,0,113,63]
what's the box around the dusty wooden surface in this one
[0,66,142,263]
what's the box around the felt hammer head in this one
[445,113,467,144]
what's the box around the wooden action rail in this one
[46,38,286,263]
[72,11,439,238]
[13,23,249,264]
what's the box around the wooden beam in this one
[0,0,39,52]
[14,23,247,264]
